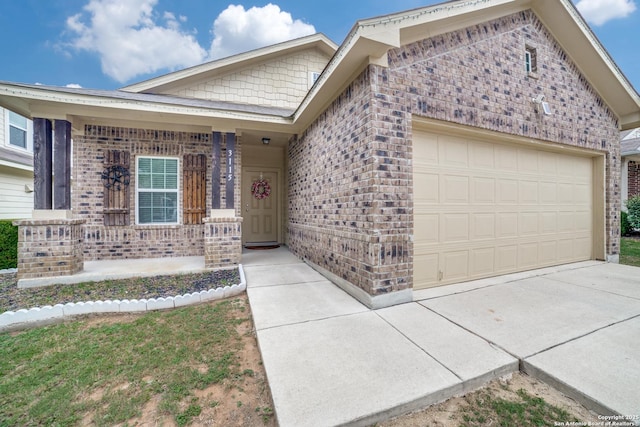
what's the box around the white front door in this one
[242,169,278,244]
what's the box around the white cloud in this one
[64,1,316,83]
[575,0,636,26]
[65,83,83,88]
[209,4,316,59]
[65,0,206,83]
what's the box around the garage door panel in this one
[413,129,594,290]
[539,241,558,263]
[540,212,557,234]
[519,212,539,235]
[497,180,518,204]
[496,245,518,271]
[518,149,539,174]
[442,213,469,242]
[414,253,439,286]
[415,214,439,244]
[519,181,539,204]
[540,182,557,204]
[471,142,495,169]
[471,248,495,275]
[472,177,495,203]
[441,136,468,167]
[442,175,469,203]
[442,251,469,281]
[496,145,518,171]
[496,213,518,238]
[472,213,495,240]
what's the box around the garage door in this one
[413,129,593,289]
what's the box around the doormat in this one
[244,244,280,250]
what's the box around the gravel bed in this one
[0,269,240,313]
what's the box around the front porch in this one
[14,247,287,288]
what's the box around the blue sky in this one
[0,0,638,92]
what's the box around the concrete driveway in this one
[243,250,640,426]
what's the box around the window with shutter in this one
[102,150,131,226]
[183,154,207,225]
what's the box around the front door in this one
[242,169,278,244]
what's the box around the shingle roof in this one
[0,81,296,118]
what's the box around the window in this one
[308,71,321,88]
[525,46,537,74]
[136,157,179,224]
[5,110,32,151]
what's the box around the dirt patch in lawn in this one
[379,371,600,427]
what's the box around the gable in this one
[157,47,332,110]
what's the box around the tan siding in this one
[164,49,331,110]
[0,166,33,219]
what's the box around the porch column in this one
[53,120,72,210]
[33,118,52,210]
[15,118,84,283]
[206,131,242,269]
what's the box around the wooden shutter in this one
[183,154,206,225]
[103,150,130,226]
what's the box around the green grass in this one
[620,237,640,267]
[459,388,578,427]
[0,298,248,426]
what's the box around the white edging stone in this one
[147,297,175,311]
[0,265,247,332]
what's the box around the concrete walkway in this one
[243,247,640,427]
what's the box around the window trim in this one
[525,45,538,78]
[4,109,33,152]
[135,156,180,225]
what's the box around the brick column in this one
[13,218,85,281]
[203,216,243,268]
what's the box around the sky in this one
[0,0,638,93]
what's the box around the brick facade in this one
[204,217,243,268]
[73,125,241,261]
[13,218,85,280]
[288,10,620,297]
[629,161,640,198]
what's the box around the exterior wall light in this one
[532,94,552,116]
[262,137,271,145]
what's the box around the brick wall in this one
[14,218,84,279]
[289,10,621,297]
[73,125,241,261]
[204,217,243,268]
[629,161,640,198]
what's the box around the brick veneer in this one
[288,10,620,298]
[628,161,640,198]
[203,217,243,268]
[74,125,242,261]
[13,218,85,280]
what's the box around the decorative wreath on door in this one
[251,178,271,199]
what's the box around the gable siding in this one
[289,9,621,297]
[163,49,331,110]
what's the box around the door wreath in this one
[251,178,271,199]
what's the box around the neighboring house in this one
[0,107,33,219]
[621,128,640,210]
[1,0,639,308]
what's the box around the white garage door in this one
[413,129,593,289]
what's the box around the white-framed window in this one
[136,156,179,225]
[308,71,321,88]
[4,110,33,152]
[525,46,537,74]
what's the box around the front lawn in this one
[0,296,275,426]
[620,237,640,267]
